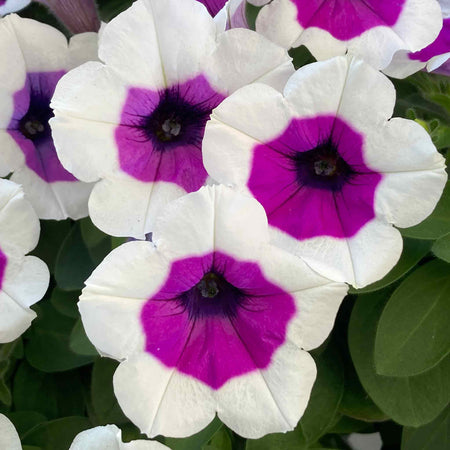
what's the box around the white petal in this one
[80,241,170,360]
[114,355,216,438]
[0,290,36,343]
[0,17,26,127]
[70,424,170,450]
[0,132,24,177]
[11,168,93,221]
[70,425,121,450]
[284,56,395,130]
[255,0,303,49]
[51,62,127,125]
[68,32,99,69]
[383,50,427,79]
[216,343,316,438]
[2,255,49,308]
[50,115,119,183]
[206,28,294,94]
[5,14,68,71]
[272,219,403,288]
[98,0,216,88]
[154,185,269,261]
[367,118,447,228]
[257,246,348,350]
[0,414,21,450]
[0,179,39,256]
[89,176,185,239]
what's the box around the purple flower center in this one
[293,137,356,191]
[293,0,406,40]
[116,75,225,192]
[0,249,6,290]
[141,251,296,389]
[180,270,244,320]
[248,115,382,240]
[8,72,77,183]
[0,1,7,6]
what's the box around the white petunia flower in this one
[79,185,348,439]
[50,0,294,239]
[0,414,21,450]
[0,14,97,220]
[0,0,30,16]
[203,56,447,288]
[385,0,450,78]
[249,0,443,70]
[0,179,49,343]
[70,425,170,450]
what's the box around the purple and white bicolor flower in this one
[208,0,249,31]
[0,15,97,220]
[249,0,443,70]
[70,425,170,450]
[50,0,294,239]
[385,0,450,78]
[203,56,447,288]
[0,0,30,16]
[79,185,348,438]
[0,414,21,450]
[0,179,49,343]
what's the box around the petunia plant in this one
[0,1,449,450]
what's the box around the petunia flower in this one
[0,14,97,220]
[249,0,444,70]
[79,185,348,438]
[203,56,447,288]
[213,0,249,30]
[0,414,21,450]
[70,425,170,449]
[50,0,294,238]
[0,179,49,343]
[0,0,30,16]
[384,0,450,78]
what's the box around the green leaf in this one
[327,416,374,435]
[0,377,11,406]
[80,217,112,265]
[375,260,450,377]
[13,362,58,419]
[339,357,388,422]
[69,320,98,356]
[204,426,232,450]
[50,288,79,319]
[13,362,86,419]
[22,417,92,450]
[26,302,94,372]
[401,405,450,450]
[97,0,134,21]
[289,46,316,70]
[91,358,128,426]
[350,238,431,294]
[299,346,344,443]
[55,223,95,291]
[400,182,450,240]
[245,430,307,450]
[349,293,450,427]
[5,412,47,438]
[166,417,223,450]
[432,233,450,263]
[31,220,71,273]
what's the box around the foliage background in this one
[2,2,450,449]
